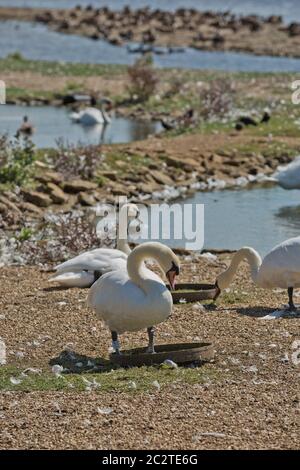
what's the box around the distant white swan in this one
[215,236,300,311]
[70,98,112,126]
[273,156,300,189]
[49,203,140,288]
[88,241,180,354]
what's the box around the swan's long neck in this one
[117,236,131,255]
[100,105,111,124]
[127,244,162,292]
[116,205,131,255]
[218,247,262,289]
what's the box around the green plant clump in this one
[0,136,36,185]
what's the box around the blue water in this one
[1,20,300,72]
[136,186,300,255]
[0,105,161,147]
[0,1,298,24]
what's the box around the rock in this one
[115,160,127,168]
[109,184,129,196]
[164,155,199,171]
[137,182,160,194]
[0,203,7,215]
[19,202,42,215]
[0,195,22,214]
[149,170,173,186]
[98,171,118,181]
[63,179,98,193]
[288,23,300,36]
[78,192,96,206]
[21,190,52,208]
[267,15,282,25]
[36,170,63,185]
[108,34,123,45]
[46,183,68,204]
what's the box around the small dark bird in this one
[235,122,244,131]
[261,111,271,123]
[183,109,194,119]
[160,118,176,131]
[16,116,35,138]
[238,116,257,126]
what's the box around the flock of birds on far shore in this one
[48,203,300,354]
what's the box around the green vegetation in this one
[1,53,126,77]
[0,137,36,185]
[0,364,217,393]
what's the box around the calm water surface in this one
[1,20,300,72]
[0,105,161,147]
[138,186,300,255]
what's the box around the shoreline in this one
[1,6,300,59]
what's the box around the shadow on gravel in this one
[236,306,300,319]
[49,349,115,374]
[43,286,78,292]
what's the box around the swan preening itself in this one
[70,97,112,126]
[49,203,140,288]
[215,236,300,311]
[273,156,300,190]
[88,242,180,354]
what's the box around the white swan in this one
[88,242,180,354]
[273,156,300,189]
[214,236,300,311]
[70,98,112,126]
[49,203,140,288]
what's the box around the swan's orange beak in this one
[166,262,179,290]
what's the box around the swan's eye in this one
[136,225,141,233]
[104,210,109,217]
[104,225,109,233]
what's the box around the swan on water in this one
[70,97,112,126]
[49,203,140,288]
[273,156,300,190]
[87,241,180,354]
[214,236,300,311]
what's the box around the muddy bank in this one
[1,6,300,58]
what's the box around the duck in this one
[49,203,140,288]
[214,236,300,311]
[70,97,112,126]
[87,242,180,354]
[272,156,300,189]
[16,116,35,137]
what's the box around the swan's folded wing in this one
[54,248,127,274]
[259,236,300,287]
[49,271,95,288]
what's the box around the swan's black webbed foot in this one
[111,330,121,355]
[146,326,156,354]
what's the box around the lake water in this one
[0,0,298,24]
[0,105,161,147]
[137,186,300,255]
[2,20,300,72]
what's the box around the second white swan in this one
[49,203,140,288]
[214,236,300,311]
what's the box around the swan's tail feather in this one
[70,112,80,122]
[48,271,94,288]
